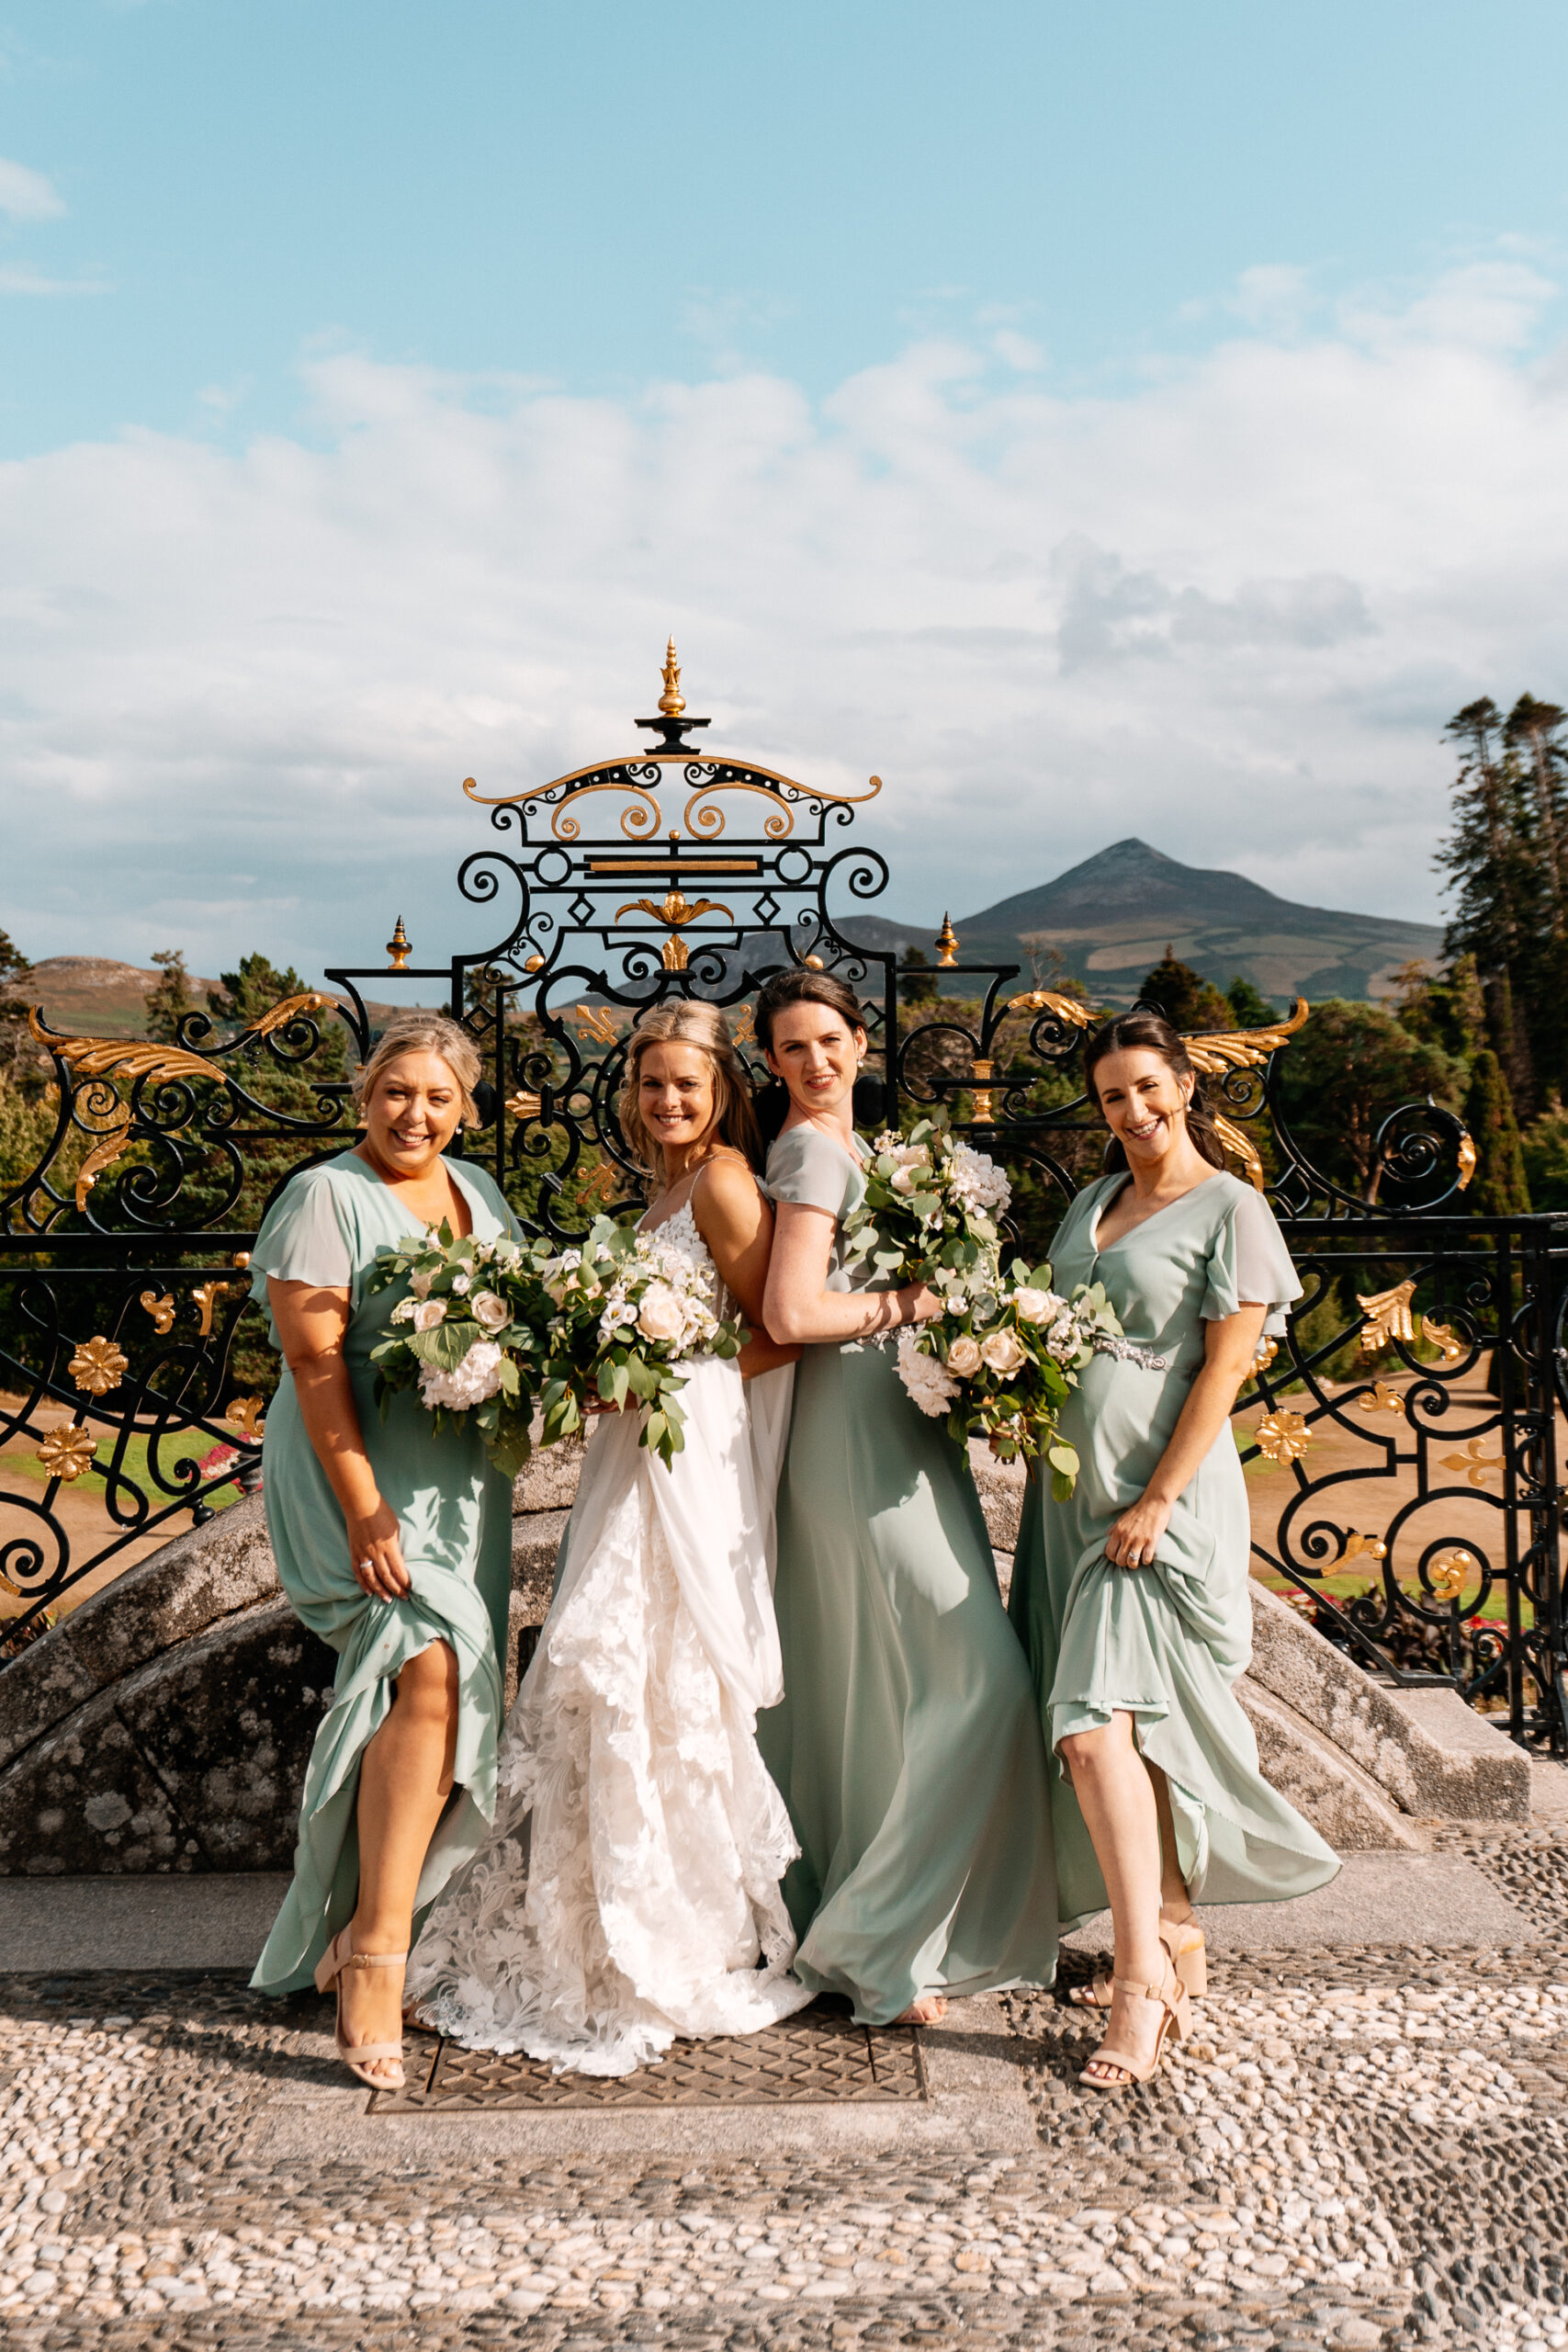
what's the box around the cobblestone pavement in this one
[4,1830,1567,2350]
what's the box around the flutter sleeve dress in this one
[247,1149,523,1996]
[1007,1169,1339,1926]
[757,1124,1058,2023]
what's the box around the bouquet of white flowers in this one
[842,1118,1011,1293]
[367,1223,554,1479]
[536,1216,746,1470]
[895,1256,1124,1496]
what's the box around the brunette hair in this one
[753,967,868,1052]
[1081,1010,1227,1173]
[618,1001,764,1189]
[352,1013,484,1130]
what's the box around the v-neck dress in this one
[1007,1170,1338,1922]
[247,1150,524,1996]
[757,1125,1058,2022]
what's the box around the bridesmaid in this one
[248,1014,523,2090]
[1008,1010,1338,2091]
[756,968,1057,2027]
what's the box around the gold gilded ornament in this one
[243,991,338,1040]
[1252,1336,1279,1373]
[1427,1550,1476,1601]
[934,914,960,967]
[1181,999,1310,1075]
[37,1424,99,1483]
[1357,1379,1407,1418]
[1211,1111,1265,1191]
[385,917,412,972]
[1356,1279,1416,1356]
[28,1008,226,1088]
[224,1396,266,1440]
[504,1091,543,1121]
[575,1004,620,1046]
[1456,1129,1476,1191]
[1255,1409,1312,1464]
[615,888,733,974]
[731,1004,756,1046]
[657,635,685,718]
[1342,1531,1388,1564]
[69,1336,128,1396]
[1422,1315,1464,1363]
[192,1279,233,1338]
[1006,987,1098,1027]
[578,1161,621,1208]
[73,1121,134,1214]
[139,1290,175,1334]
[969,1059,995,1123]
[1440,1437,1503,1488]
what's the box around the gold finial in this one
[385,917,412,972]
[658,637,685,718]
[934,913,960,967]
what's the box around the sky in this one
[3,0,1568,982]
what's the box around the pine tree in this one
[897,947,939,1005]
[1463,1047,1531,1213]
[1437,698,1539,1108]
[1138,949,1230,1033]
[1224,975,1275,1028]
[145,949,195,1044]
[0,926,33,1080]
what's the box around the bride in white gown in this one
[404,1002,812,2075]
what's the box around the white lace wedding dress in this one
[404,1200,812,2075]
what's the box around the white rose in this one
[636,1282,685,1345]
[978,1328,1027,1376]
[890,1166,916,1194]
[945,1334,983,1377]
[1013,1286,1062,1325]
[470,1289,511,1333]
[412,1298,447,1331]
[389,1297,415,1324]
[1047,1315,1079,1360]
[409,1266,434,1300]
[451,1271,470,1295]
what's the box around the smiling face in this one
[362,1051,466,1178]
[765,1001,866,1118]
[1090,1046,1194,1168]
[637,1039,717,1171]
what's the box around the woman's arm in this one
[690,1159,801,1378]
[268,1276,411,1600]
[763,1200,941,1347]
[1102,1303,1269,1569]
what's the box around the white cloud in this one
[0,157,64,221]
[2,255,1565,981]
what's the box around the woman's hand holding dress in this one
[1103,1302,1267,1569]
[269,1276,412,1601]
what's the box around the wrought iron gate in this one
[2,652,1564,1750]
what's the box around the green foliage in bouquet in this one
[842,1117,1012,1287]
[535,1216,747,1471]
[366,1223,555,1481]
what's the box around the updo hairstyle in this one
[352,1013,485,1130]
[618,1001,763,1188]
[1081,1010,1226,1173]
[753,967,867,1052]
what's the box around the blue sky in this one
[4,1,1568,978]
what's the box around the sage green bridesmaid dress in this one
[1008,1170,1339,1925]
[758,1125,1058,2023]
[247,1151,522,1996]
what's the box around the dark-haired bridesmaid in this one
[755,967,1058,2029]
[1008,1012,1337,2091]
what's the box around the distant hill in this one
[837,838,1444,1005]
[8,958,434,1040]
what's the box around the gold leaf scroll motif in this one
[192,1280,233,1338]
[1252,1336,1279,1374]
[1440,1437,1503,1488]
[575,1005,620,1046]
[1342,1532,1388,1563]
[1427,1550,1476,1601]
[225,1396,266,1440]
[1181,999,1311,1075]
[243,990,339,1041]
[731,1004,756,1046]
[1255,1409,1312,1464]
[1005,989,1099,1028]
[140,1290,175,1334]
[1422,1316,1465,1363]
[1211,1112,1265,1192]
[504,1091,543,1121]
[27,1009,227,1088]
[578,1162,621,1208]
[1357,1380,1407,1418]
[69,1336,129,1396]
[73,1121,133,1214]
[37,1424,99,1483]
[1456,1129,1477,1191]
[1357,1279,1416,1357]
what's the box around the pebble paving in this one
[4,1825,1568,2349]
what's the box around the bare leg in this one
[1058,1713,1168,2083]
[338,1640,459,2084]
[1148,1762,1193,1919]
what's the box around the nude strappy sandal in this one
[1067,1911,1207,2009]
[314,1926,407,2091]
[1079,1964,1190,2091]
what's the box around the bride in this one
[404,1001,813,2074]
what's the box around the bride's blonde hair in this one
[618,1002,763,1191]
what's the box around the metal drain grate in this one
[369,1999,927,2110]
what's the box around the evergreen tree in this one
[0,926,34,1081]
[1389,953,1485,1061]
[1276,1000,1464,1198]
[145,948,195,1043]
[1462,1047,1530,1213]
[1437,697,1539,1107]
[1224,975,1275,1028]
[1138,948,1230,1033]
[897,947,939,1005]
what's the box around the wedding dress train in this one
[405,1200,812,2075]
